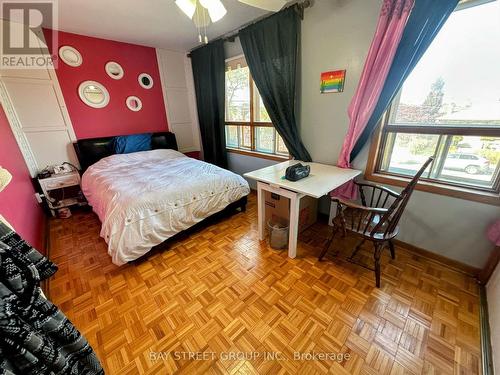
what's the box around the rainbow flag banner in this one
[320,70,346,93]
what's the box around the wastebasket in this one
[267,220,289,249]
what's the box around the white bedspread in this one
[82,149,250,265]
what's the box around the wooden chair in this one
[319,157,434,287]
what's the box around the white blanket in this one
[81,149,250,265]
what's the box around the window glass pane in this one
[225,125,238,148]
[391,2,500,126]
[225,66,250,122]
[253,82,271,123]
[276,133,288,155]
[438,136,500,189]
[225,56,288,157]
[240,125,251,149]
[255,127,275,153]
[380,132,438,177]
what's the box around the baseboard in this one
[40,214,49,254]
[479,285,494,375]
[393,239,480,278]
[479,246,500,285]
[40,215,51,297]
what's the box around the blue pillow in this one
[113,133,152,154]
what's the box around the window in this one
[367,0,500,204]
[225,56,289,159]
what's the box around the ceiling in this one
[48,0,273,52]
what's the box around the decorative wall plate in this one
[138,73,153,89]
[105,61,124,80]
[78,81,110,108]
[59,46,83,67]
[126,96,143,111]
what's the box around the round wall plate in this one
[126,95,143,112]
[78,81,110,109]
[59,46,83,67]
[105,61,124,80]
[138,73,153,89]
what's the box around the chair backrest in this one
[372,157,434,236]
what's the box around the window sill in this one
[365,171,500,206]
[226,148,290,162]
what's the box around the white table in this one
[244,161,361,258]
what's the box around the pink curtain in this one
[487,220,500,246]
[331,0,414,200]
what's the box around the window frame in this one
[366,0,500,206]
[224,55,289,161]
[366,108,500,205]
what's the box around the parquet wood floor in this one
[47,194,481,375]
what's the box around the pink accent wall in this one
[43,29,168,139]
[0,105,44,250]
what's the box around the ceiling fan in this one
[175,0,287,44]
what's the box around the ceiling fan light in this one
[199,0,227,22]
[175,0,196,19]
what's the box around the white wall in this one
[301,0,499,268]
[156,48,201,153]
[224,36,244,58]
[301,0,378,166]
[487,261,500,375]
[0,22,78,176]
[223,0,499,267]
[228,153,278,189]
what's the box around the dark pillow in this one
[113,133,152,154]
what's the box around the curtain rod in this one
[187,0,312,57]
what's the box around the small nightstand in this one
[38,171,87,216]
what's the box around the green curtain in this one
[239,6,312,161]
[191,40,227,168]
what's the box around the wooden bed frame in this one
[72,132,248,262]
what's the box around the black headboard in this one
[73,132,178,172]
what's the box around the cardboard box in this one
[264,191,318,233]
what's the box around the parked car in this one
[443,153,490,174]
[486,141,500,151]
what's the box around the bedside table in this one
[38,171,87,216]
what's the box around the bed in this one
[74,132,250,265]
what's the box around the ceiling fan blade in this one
[175,0,196,18]
[238,0,287,12]
[199,0,227,22]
